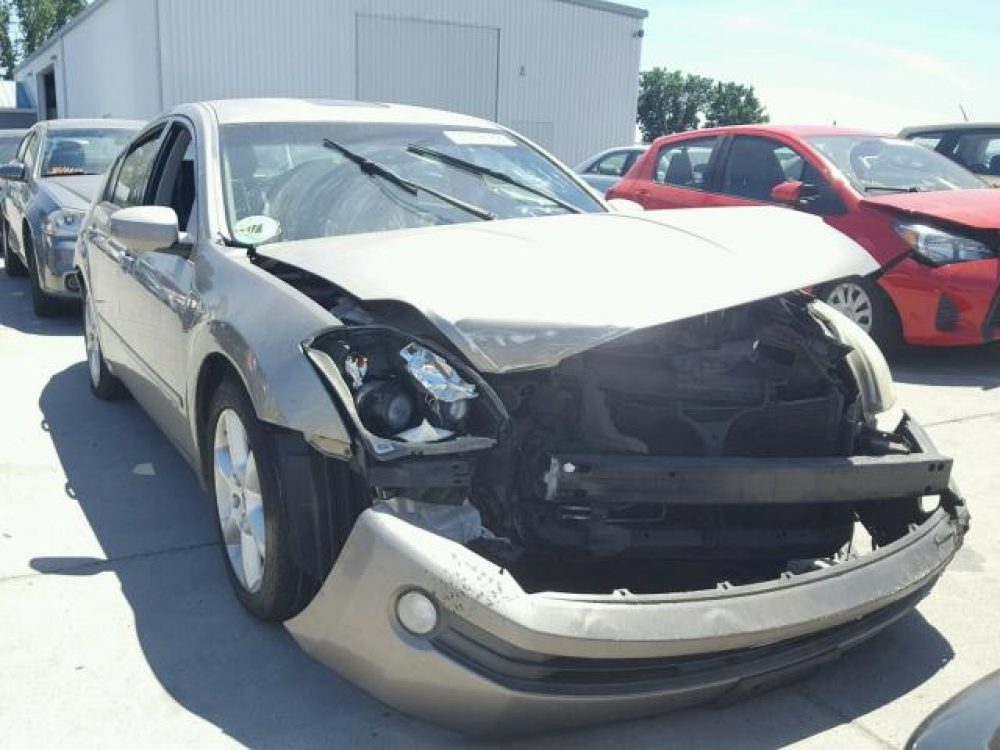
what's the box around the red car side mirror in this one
[770,180,804,205]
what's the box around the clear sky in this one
[639,0,997,132]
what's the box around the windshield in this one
[219,122,602,246]
[806,135,985,193]
[0,136,22,164]
[41,128,136,177]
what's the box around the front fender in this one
[184,246,354,466]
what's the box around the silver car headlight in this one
[43,208,86,238]
[894,221,994,265]
[304,328,482,444]
[810,299,896,415]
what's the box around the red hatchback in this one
[609,125,1000,348]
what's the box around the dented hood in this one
[260,206,877,372]
[862,188,1000,230]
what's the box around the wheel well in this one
[195,353,244,459]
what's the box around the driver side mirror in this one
[0,162,26,182]
[770,180,821,208]
[110,206,183,254]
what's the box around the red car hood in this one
[862,189,1000,230]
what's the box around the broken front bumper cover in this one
[285,419,969,735]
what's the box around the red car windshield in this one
[806,135,985,194]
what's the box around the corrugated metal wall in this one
[17,0,644,163]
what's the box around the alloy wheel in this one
[826,282,873,332]
[213,409,267,593]
[83,293,102,387]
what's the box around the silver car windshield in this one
[218,122,603,246]
[41,128,136,177]
[805,134,985,193]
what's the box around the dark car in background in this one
[0,128,27,164]
[0,118,141,315]
[900,122,1000,186]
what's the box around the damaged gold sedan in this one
[74,99,968,735]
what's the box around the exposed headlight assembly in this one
[43,208,86,238]
[304,327,496,455]
[810,300,896,415]
[894,221,994,265]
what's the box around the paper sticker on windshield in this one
[443,130,517,147]
[234,215,280,245]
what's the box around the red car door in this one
[612,134,723,209]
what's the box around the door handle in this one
[636,188,650,196]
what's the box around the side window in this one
[148,123,198,232]
[112,128,164,208]
[721,136,797,202]
[953,133,1000,176]
[910,134,943,150]
[590,151,629,176]
[722,136,843,214]
[654,137,718,189]
[16,131,34,162]
[22,132,40,174]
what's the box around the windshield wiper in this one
[322,139,494,221]
[407,144,582,214]
[863,185,923,194]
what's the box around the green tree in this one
[7,0,86,65]
[637,67,769,141]
[637,68,713,141]
[0,2,17,79]
[703,81,769,128]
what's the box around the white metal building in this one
[14,0,646,163]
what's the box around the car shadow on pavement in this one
[890,344,1000,390]
[31,362,956,749]
[0,260,80,336]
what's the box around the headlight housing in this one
[304,327,498,452]
[894,221,994,265]
[810,300,896,415]
[43,208,86,238]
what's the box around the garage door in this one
[356,14,499,120]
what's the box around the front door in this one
[117,120,199,444]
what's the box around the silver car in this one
[76,98,967,735]
[899,122,1000,186]
[575,145,646,193]
[0,119,141,314]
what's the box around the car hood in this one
[863,188,1000,230]
[40,174,104,210]
[259,206,878,372]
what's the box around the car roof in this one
[194,98,501,129]
[42,118,144,131]
[655,124,887,142]
[900,122,1000,135]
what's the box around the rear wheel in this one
[822,277,902,351]
[207,379,314,621]
[83,284,128,400]
[3,222,26,277]
[24,230,60,317]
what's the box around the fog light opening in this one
[396,589,439,636]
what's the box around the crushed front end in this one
[288,292,969,735]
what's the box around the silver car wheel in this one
[83,293,102,387]
[826,282,873,332]
[213,409,267,593]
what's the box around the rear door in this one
[625,135,723,209]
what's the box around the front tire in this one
[3,222,26,277]
[207,379,313,621]
[83,284,128,400]
[24,230,60,317]
[821,277,902,351]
